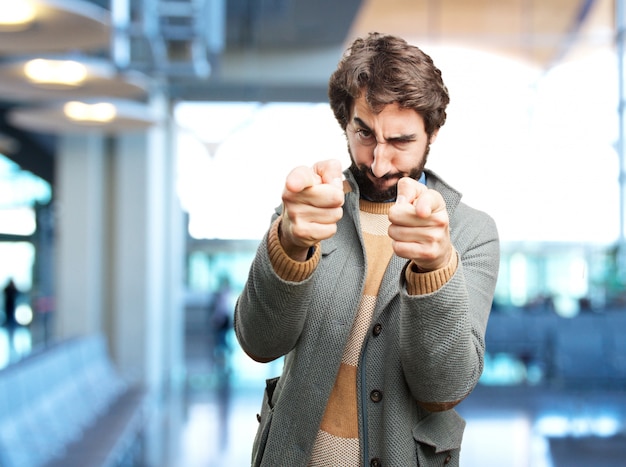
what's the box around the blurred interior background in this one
[1,0,626,466]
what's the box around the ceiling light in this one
[64,101,117,123]
[0,58,149,101]
[0,0,109,54]
[0,0,36,31]
[8,99,156,134]
[24,59,88,88]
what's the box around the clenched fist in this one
[279,159,345,261]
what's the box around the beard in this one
[348,146,429,202]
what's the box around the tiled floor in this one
[3,325,626,467]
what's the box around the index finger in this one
[313,159,343,188]
[286,159,343,193]
[285,166,322,193]
[396,177,426,204]
[396,177,445,217]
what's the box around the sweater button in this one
[370,458,382,467]
[372,323,382,336]
[444,454,452,464]
[370,389,383,403]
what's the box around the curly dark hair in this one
[328,33,450,138]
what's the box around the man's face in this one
[346,95,437,202]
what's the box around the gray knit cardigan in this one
[235,169,500,467]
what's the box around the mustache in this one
[363,165,404,182]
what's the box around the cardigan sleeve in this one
[399,206,500,411]
[267,216,321,282]
[235,216,322,363]
[404,250,459,295]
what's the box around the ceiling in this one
[0,0,615,185]
[350,0,613,66]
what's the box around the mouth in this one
[349,163,402,202]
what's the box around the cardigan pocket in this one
[412,410,466,467]
[252,377,280,467]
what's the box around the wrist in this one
[412,245,454,273]
[268,218,321,282]
[405,249,458,295]
[278,219,313,262]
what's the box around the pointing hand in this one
[280,159,344,261]
[388,177,453,271]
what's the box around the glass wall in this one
[0,153,52,366]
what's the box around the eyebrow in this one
[353,117,418,143]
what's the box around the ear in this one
[429,129,440,145]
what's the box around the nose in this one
[371,143,392,178]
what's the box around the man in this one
[235,32,500,467]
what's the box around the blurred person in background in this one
[235,32,500,467]
[3,279,18,333]
[209,276,234,367]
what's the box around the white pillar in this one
[54,134,106,337]
[109,92,185,391]
[163,110,187,392]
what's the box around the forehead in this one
[352,95,425,132]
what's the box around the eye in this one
[392,139,412,149]
[355,128,374,143]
